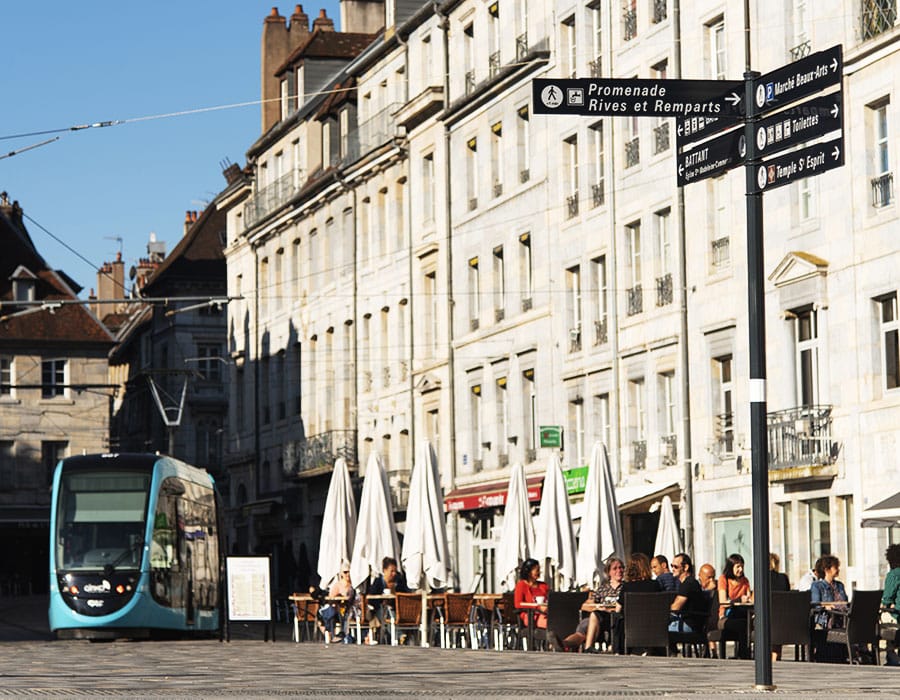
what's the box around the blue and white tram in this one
[49,453,221,639]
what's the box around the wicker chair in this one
[290,595,322,643]
[389,592,424,646]
[770,590,812,661]
[825,589,883,664]
[441,593,476,648]
[491,592,522,650]
[544,591,587,651]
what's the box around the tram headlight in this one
[116,585,125,594]
[69,585,79,595]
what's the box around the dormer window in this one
[10,265,36,303]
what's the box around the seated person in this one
[882,544,900,665]
[698,563,717,592]
[669,553,707,635]
[717,553,753,659]
[810,554,848,662]
[652,555,679,592]
[320,563,357,643]
[612,552,660,654]
[366,556,411,644]
[514,558,549,629]
[565,557,624,652]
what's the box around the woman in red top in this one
[514,558,549,629]
[717,553,753,658]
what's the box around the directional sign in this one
[754,45,842,115]
[533,78,744,118]
[676,115,737,151]
[755,91,842,157]
[753,136,844,193]
[677,127,745,186]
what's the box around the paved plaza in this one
[3,596,900,698]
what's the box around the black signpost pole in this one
[744,69,773,690]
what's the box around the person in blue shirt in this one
[651,554,678,592]
[810,555,848,662]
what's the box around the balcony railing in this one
[653,122,670,154]
[632,439,647,470]
[468,197,478,211]
[470,318,480,331]
[489,51,501,79]
[656,273,673,306]
[660,434,677,465]
[625,138,640,167]
[715,412,734,456]
[592,182,605,208]
[357,102,402,155]
[244,169,303,228]
[516,33,529,62]
[872,172,894,207]
[589,57,603,78]
[520,168,530,183]
[623,8,637,40]
[465,70,476,96]
[626,285,643,316]
[382,365,391,388]
[286,429,357,477]
[398,360,409,383]
[498,453,509,467]
[652,0,668,23]
[521,296,533,312]
[712,236,730,267]
[790,39,812,61]
[493,181,503,198]
[861,0,897,41]
[569,327,582,353]
[566,193,579,218]
[767,405,839,471]
[594,317,608,345]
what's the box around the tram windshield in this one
[55,470,151,572]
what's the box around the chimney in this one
[261,6,311,133]
[94,252,126,316]
[312,8,335,31]
[340,0,385,34]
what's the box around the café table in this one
[515,601,547,651]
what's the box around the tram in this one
[48,453,221,639]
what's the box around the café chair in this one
[770,590,812,661]
[441,592,476,648]
[388,592,424,646]
[670,591,715,657]
[290,595,322,643]
[544,591,587,652]
[824,589,882,664]
[491,592,522,651]
[623,591,676,655]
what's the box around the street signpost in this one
[533,43,846,692]
[532,78,744,117]
[753,136,843,193]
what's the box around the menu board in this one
[226,556,272,622]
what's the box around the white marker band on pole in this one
[749,378,766,403]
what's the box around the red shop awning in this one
[443,476,543,513]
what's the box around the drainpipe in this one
[337,174,359,474]
[438,2,460,588]
[673,0,694,557]
[253,244,262,511]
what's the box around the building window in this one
[652,61,670,154]
[628,377,646,470]
[653,0,668,23]
[861,0,898,41]
[424,270,438,354]
[380,308,391,388]
[470,383,483,468]
[468,257,481,330]
[496,376,510,458]
[871,102,893,207]
[794,307,819,406]
[655,209,673,306]
[280,78,290,120]
[623,0,637,41]
[568,394,586,465]
[196,344,222,382]
[806,497,831,563]
[879,292,900,390]
[592,392,611,449]
[0,357,12,396]
[659,371,677,465]
[422,152,435,224]
[588,3,603,76]
[493,246,505,322]
[839,495,855,566]
[589,121,605,207]
[708,18,726,79]
[625,221,642,316]
[491,122,503,197]
[41,359,66,398]
[517,106,530,183]
[797,175,817,221]
[713,355,734,455]
[567,265,582,352]
[488,2,501,78]
[259,256,269,317]
[564,134,579,218]
[464,23,475,95]
[790,0,811,59]
[591,256,608,345]
[562,15,576,78]
[519,233,533,311]
[625,106,640,167]
[467,137,478,211]
[522,368,536,461]
[711,176,730,269]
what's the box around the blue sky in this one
[3,1,340,294]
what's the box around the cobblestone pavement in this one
[2,596,900,699]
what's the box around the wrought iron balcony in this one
[521,296,533,312]
[767,405,840,480]
[592,183,605,208]
[382,365,391,388]
[468,197,478,211]
[516,33,529,62]
[244,169,303,228]
[626,285,643,316]
[861,0,897,41]
[569,327,582,353]
[525,448,537,463]
[566,193,579,218]
[712,236,730,268]
[660,434,677,466]
[623,8,637,40]
[656,273,673,306]
[520,168,530,183]
[652,0,668,23]
[493,181,503,198]
[494,307,505,323]
[790,39,811,61]
[357,102,403,155]
[489,51,501,79]
[594,318,608,345]
[286,429,358,477]
[589,57,603,78]
[465,70,476,96]
[470,317,480,331]
[498,453,509,467]
[715,412,734,456]
[625,138,640,168]
[653,122,670,154]
[872,172,894,207]
[398,360,409,383]
[632,440,647,470]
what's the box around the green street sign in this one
[539,425,562,448]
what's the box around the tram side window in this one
[150,487,182,607]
